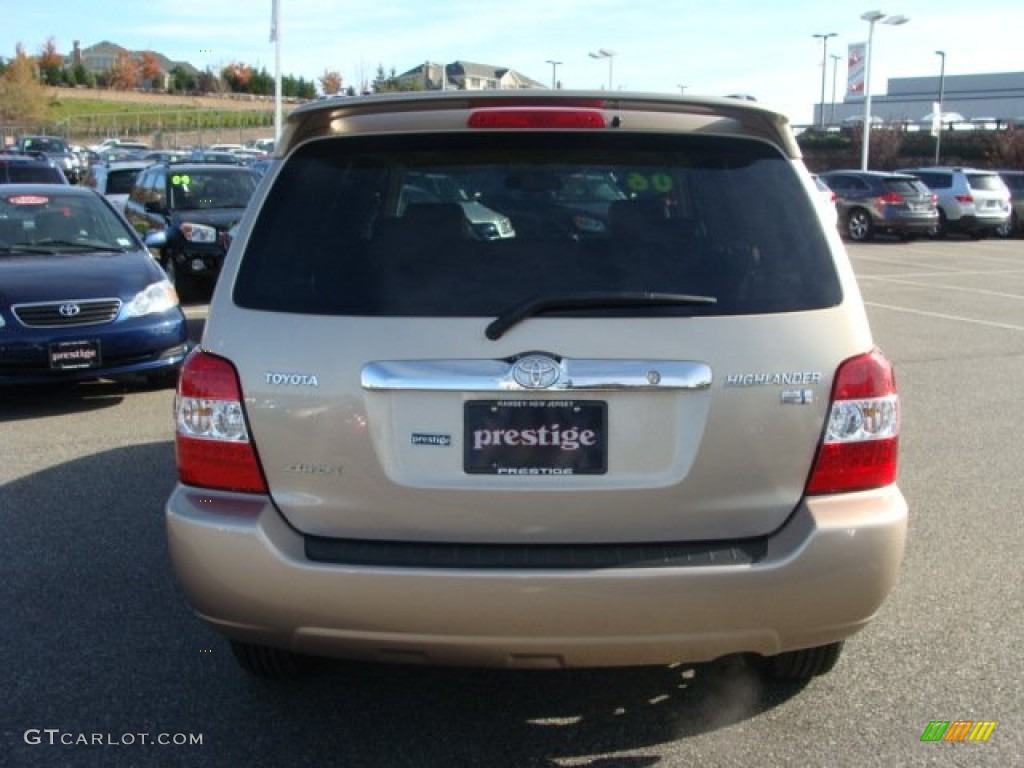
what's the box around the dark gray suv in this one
[819,170,938,242]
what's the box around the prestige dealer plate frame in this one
[48,340,101,370]
[464,399,607,475]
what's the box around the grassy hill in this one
[42,86,290,145]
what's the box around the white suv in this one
[901,166,1011,238]
[166,91,907,683]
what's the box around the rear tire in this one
[766,641,844,681]
[229,640,307,679]
[931,210,949,239]
[845,209,873,242]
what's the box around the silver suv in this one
[900,166,1011,238]
[166,92,907,682]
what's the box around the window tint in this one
[1,164,65,183]
[234,133,840,317]
[106,169,143,196]
[911,172,952,189]
[883,179,929,197]
[966,173,1004,192]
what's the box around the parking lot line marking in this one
[858,276,1024,301]
[864,301,1024,332]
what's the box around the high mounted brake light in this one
[805,349,900,495]
[175,349,267,494]
[468,108,606,129]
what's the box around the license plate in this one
[49,340,101,370]
[464,400,607,475]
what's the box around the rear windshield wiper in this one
[485,291,718,340]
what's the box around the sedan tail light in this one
[175,349,268,494]
[805,349,900,495]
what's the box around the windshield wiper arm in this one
[485,291,718,340]
[22,239,128,253]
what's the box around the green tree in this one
[169,65,197,92]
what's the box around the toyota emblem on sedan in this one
[512,355,561,389]
[58,303,81,317]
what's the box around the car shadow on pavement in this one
[0,380,130,422]
[1,442,807,768]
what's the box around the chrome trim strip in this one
[362,358,712,392]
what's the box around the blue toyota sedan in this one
[0,184,188,386]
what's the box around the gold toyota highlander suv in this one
[166,91,907,681]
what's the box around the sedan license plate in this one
[49,340,101,370]
[464,400,607,475]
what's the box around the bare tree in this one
[319,69,343,95]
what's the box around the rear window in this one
[0,163,65,184]
[966,173,1005,192]
[883,178,930,197]
[234,133,840,317]
[106,169,143,195]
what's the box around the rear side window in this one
[912,172,952,189]
[234,133,840,317]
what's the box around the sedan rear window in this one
[234,133,840,317]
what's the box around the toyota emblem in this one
[512,355,561,389]
[58,303,81,317]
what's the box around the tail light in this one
[174,349,267,494]
[805,349,900,495]
[955,194,973,204]
[877,191,904,205]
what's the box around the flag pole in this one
[271,0,282,145]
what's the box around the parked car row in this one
[815,167,1018,241]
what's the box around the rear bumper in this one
[166,485,907,668]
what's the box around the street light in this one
[934,50,946,164]
[677,84,688,95]
[813,32,837,129]
[545,59,562,89]
[588,49,616,90]
[860,10,909,170]
[830,53,841,124]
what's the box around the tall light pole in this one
[588,49,616,90]
[678,84,688,95]
[830,53,841,125]
[934,50,946,165]
[813,32,837,129]
[545,59,562,89]
[860,10,909,170]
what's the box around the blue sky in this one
[3,0,1021,124]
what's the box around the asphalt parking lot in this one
[1,236,1021,767]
